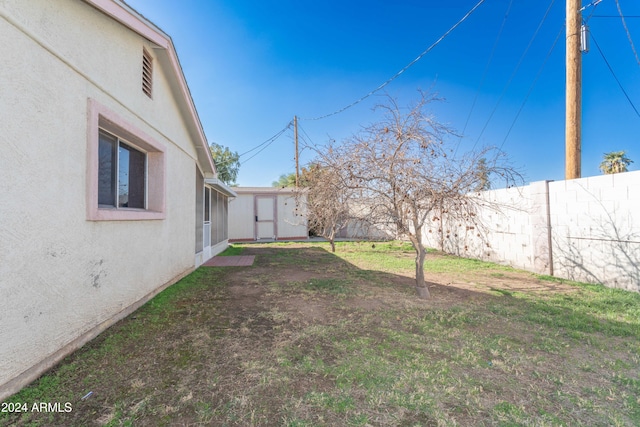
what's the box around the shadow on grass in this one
[2,244,639,427]
[243,245,640,339]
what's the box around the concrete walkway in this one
[202,255,255,267]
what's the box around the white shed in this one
[229,187,308,241]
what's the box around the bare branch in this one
[304,92,523,298]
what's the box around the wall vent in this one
[142,49,153,97]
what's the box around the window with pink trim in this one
[87,99,166,221]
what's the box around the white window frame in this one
[98,129,149,210]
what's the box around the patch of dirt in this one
[4,243,637,427]
[275,295,330,324]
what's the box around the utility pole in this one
[294,115,299,187]
[566,0,582,180]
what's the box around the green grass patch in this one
[304,278,353,294]
[335,241,415,273]
[3,241,640,427]
[516,283,640,338]
[218,244,244,256]
[423,253,513,274]
[304,391,355,413]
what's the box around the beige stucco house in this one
[0,0,235,399]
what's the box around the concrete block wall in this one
[421,171,640,292]
[421,186,537,272]
[549,171,640,291]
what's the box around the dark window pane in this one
[204,187,210,222]
[118,143,146,209]
[223,195,228,240]
[128,146,146,208]
[217,192,224,244]
[98,131,117,206]
[211,191,219,244]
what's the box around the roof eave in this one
[83,0,217,176]
[205,178,238,198]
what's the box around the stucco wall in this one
[420,173,640,291]
[0,0,209,398]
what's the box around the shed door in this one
[255,196,276,239]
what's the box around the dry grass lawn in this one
[1,241,639,426]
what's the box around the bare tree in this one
[294,164,353,253]
[314,92,521,299]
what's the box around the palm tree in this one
[599,151,633,174]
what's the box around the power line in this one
[583,0,602,23]
[297,122,316,149]
[238,122,292,158]
[300,0,487,121]
[591,32,640,119]
[210,122,292,169]
[455,0,514,156]
[242,137,282,164]
[614,0,640,68]
[580,0,603,13]
[472,0,557,150]
[213,122,292,168]
[591,15,640,18]
[500,25,564,150]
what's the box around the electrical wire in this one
[300,0,487,121]
[211,113,317,170]
[591,15,640,18]
[472,0,557,150]
[500,25,564,150]
[298,122,316,149]
[240,122,293,164]
[295,132,310,165]
[615,0,640,68]
[580,0,603,13]
[455,0,514,156]
[241,139,280,164]
[591,32,640,119]
[238,122,292,158]
[583,0,602,24]
[212,121,293,169]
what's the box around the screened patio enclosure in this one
[195,172,236,265]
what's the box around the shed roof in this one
[232,187,305,195]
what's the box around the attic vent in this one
[142,48,153,97]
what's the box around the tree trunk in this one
[414,243,430,299]
[407,232,430,299]
[328,230,336,253]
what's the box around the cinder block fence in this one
[421,171,640,292]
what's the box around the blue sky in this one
[125,0,639,186]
